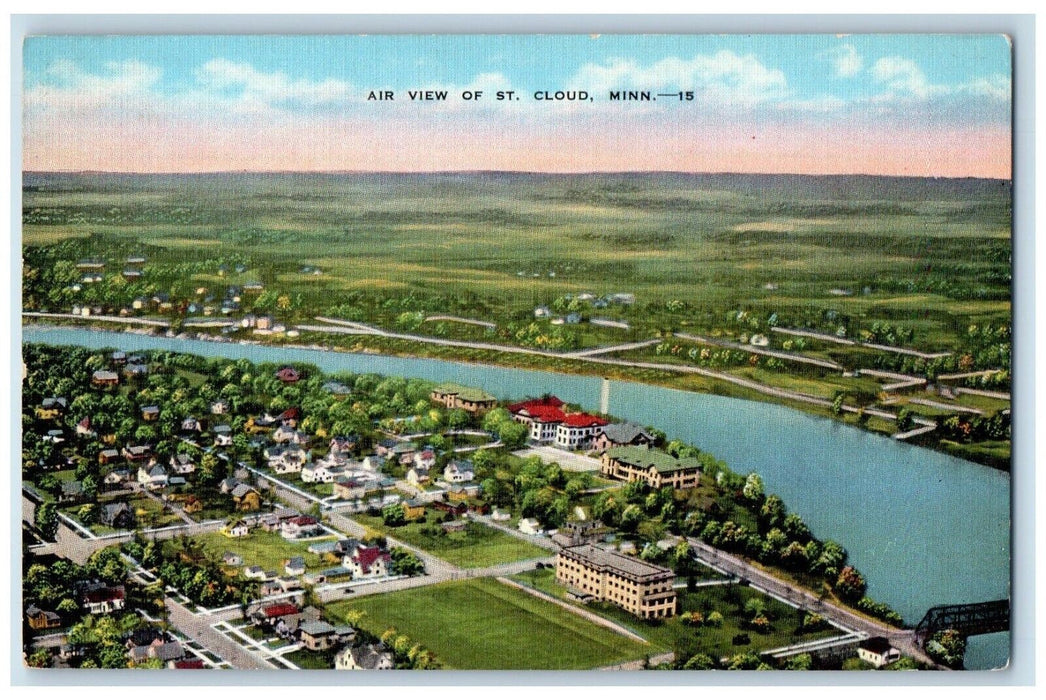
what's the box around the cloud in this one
[870,56,942,99]
[820,44,863,78]
[25,59,163,113]
[569,51,788,106]
[195,59,354,109]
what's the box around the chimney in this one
[600,377,610,415]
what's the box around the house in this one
[441,520,468,533]
[429,383,498,413]
[858,637,901,668]
[233,485,262,512]
[100,502,135,529]
[275,366,300,383]
[82,584,126,614]
[169,453,196,475]
[180,416,203,433]
[254,602,300,625]
[334,643,394,670]
[36,397,67,420]
[297,621,338,651]
[140,405,160,421]
[447,483,481,502]
[345,545,391,580]
[271,447,308,474]
[210,399,231,415]
[130,641,183,666]
[103,468,130,488]
[533,305,551,318]
[222,551,243,566]
[600,446,702,490]
[491,508,512,522]
[213,424,233,446]
[222,520,250,538]
[25,604,62,630]
[333,539,363,558]
[282,516,322,539]
[59,480,83,503]
[273,425,308,445]
[243,566,267,580]
[443,459,475,483]
[123,363,149,379]
[91,370,120,387]
[554,413,609,451]
[362,455,387,472]
[122,444,152,462]
[110,351,127,365]
[301,463,343,484]
[247,414,277,433]
[322,381,353,397]
[333,477,366,501]
[219,477,242,494]
[137,463,169,489]
[98,448,121,465]
[518,518,544,536]
[591,423,655,453]
[391,443,418,466]
[44,428,66,444]
[405,464,430,486]
[432,500,468,517]
[413,448,437,471]
[553,519,609,547]
[182,496,203,514]
[556,545,676,620]
[329,435,359,454]
[402,499,426,521]
[170,659,206,670]
[285,557,306,576]
[75,417,96,438]
[277,407,301,427]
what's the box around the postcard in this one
[20,33,1012,674]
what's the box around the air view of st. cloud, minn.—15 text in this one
[20,33,1012,672]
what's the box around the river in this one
[21,325,1011,669]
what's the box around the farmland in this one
[22,172,1012,466]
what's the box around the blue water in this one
[21,326,1011,668]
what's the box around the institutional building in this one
[555,544,677,619]
[429,383,498,413]
[600,445,702,489]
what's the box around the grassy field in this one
[352,514,548,568]
[22,172,1011,466]
[326,577,651,669]
[191,529,335,573]
[510,568,839,660]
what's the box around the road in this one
[674,332,843,371]
[770,326,952,360]
[685,538,938,667]
[165,596,273,669]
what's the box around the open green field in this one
[352,514,548,568]
[22,172,1011,466]
[326,577,650,669]
[510,568,839,660]
[190,529,335,573]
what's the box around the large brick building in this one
[600,445,702,489]
[555,544,677,619]
[430,383,498,413]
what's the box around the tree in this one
[834,565,867,603]
[742,473,765,503]
[496,421,529,449]
[35,501,58,540]
[618,504,643,533]
[682,653,716,670]
[382,504,406,527]
[784,653,813,670]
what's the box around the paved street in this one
[165,596,273,670]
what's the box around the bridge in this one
[913,600,1010,645]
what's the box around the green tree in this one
[35,501,59,540]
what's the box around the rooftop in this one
[606,445,702,474]
[433,382,496,402]
[559,544,674,582]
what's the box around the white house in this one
[334,643,394,670]
[301,463,343,483]
[222,520,250,538]
[344,546,392,580]
[412,449,437,470]
[554,413,608,451]
[443,460,475,483]
[518,518,543,536]
[169,454,196,475]
[857,637,901,668]
[137,463,169,490]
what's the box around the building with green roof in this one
[600,445,702,489]
[430,382,498,413]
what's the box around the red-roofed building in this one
[281,515,322,539]
[509,397,568,442]
[83,584,126,614]
[275,367,300,384]
[170,659,206,669]
[258,603,300,622]
[345,545,391,580]
[555,413,609,450]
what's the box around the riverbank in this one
[20,315,1009,471]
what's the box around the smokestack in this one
[600,377,610,415]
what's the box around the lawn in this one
[352,514,548,568]
[326,577,651,669]
[509,568,840,660]
[191,528,336,573]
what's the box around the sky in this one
[22,34,1012,177]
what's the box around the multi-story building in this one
[556,544,677,619]
[429,383,498,413]
[600,445,702,489]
